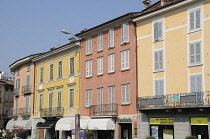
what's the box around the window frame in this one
[86,59,92,78]
[121,23,129,44]
[49,64,54,80]
[108,28,114,48]
[121,83,130,105]
[154,79,164,96]
[190,73,202,93]
[98,33,103,52]
[86,37,92,55]
[39,93,43,110]
[189,40,202,66]
[97,56,103,75]
[189,8,201,33]
[69,88,74,107]
[69,56,75,75]
[154,49,164,72]
[108,53,115,73]
[57,90,62,108]
[40,67,44,83]
[121,49,130,71]
[58,61,63,78]
[86,89,92,108]
[27,63,31,71]
[153,20,163,42]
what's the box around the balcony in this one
[90,103,118,117]
[19,107,30,116]
[14,89,19,97]
[137,92,210,110]
[40,107,64,117]
[22,85,32,95]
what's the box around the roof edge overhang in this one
[133,0,199,22]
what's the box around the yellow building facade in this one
[135,0,210,139]
[31,41,80,139]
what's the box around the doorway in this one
[191,125,209,139]
[120,123,132,139]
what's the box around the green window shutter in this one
[25,96,30,114]
[26,75,30,92]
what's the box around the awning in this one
[55,117,74,131]
[80,118,90,129]
[88,119,115,130]
[6,119,16,130]
[37,120,57,129]
[15,120,32,129]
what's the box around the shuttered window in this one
[39,94,43,110]
[189,8,201,32]
[58,61,62,78]
[16,79,20,89]
[40,67,44,83]
[121,49,129,70]
[27,63,30,71]
[121,23,129,44]
[189,41,201,66]
[154,49,164,72]
[70,57,74,75]
[86,59,92,77]
[154,20,163,42]
[97,57,103,75]
[69,89,74,107]
[15,98,18,115]
[108,29,114,48]
[190,74,202,92]
[121,83,130,104]
[98,34,103,51]
[86,89,92,107]
[49,64,54,80]
[25,96,30,114]
[49,92,53,108]
[57,91,62,107]
[154,79,164,96]
[98,88,103,115]
[26,75,30,92]
[86,37,92,55]
[108,54,114,73]
[108,86,114,104]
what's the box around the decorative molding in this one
[47,87,54,91]
[55,85,63,89]
[67,83,76,87]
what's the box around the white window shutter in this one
[195,9,201,29]
[90,60,92,76]
[109,29,114,47]
[121,51,125,69]
[190,43,195,65]
[159,79,164,95]
[126,84,130,103]
[108,55,111,72]
[154,22,158,41]
[98,34,102,51]
[86,91,88,107]
[122,23,129,43]
[155,80,159,96]
[122,85,125,103]
[195,41,201,64]
[190,12,195,31]
[159,50,163,70]
[126,50,129,68]
[196,75,202,92]
[190,76,196,92]
[111,54,114,71]
[89,90,92,106]
[158,21,163,40]
[154,51,159,71]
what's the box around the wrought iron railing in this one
[137,92,210,109]
[19,107,30,116]
[90,103,118,116]
[22,85,32,94]
[40,107,64,117]
[14,89,19,97]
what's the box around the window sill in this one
[86,53,92,56]
[121,42,129,46]
[188,29,202,34]
[108,46,115,50]
[97,50,103,53]
[121,68,130,72]
[153,39,163,43]
[27,70,30,72]
[97,74,103,77]
[108,71,115,74]
[153,70,164,73]
[85,76,92,79]
[85,106,92,108]
[188,64,203,68]
[121,103,130,106]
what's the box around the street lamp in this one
[61,30,80,41]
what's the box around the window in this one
[108,54,114,73]
[58,61,62,78]
[122,23,129,44]
[121,83,130,104]
[108,86,114,114]
[69,89,74,107]
[97,57,103,75]
[15,78,20,94]
[86,89,92,107]
[154,20,163,42]
[49,92,53,108]
[25,96,30,114]
[17,68,20,76]
[15,98,18,115]
[98,34,103,51]
[49,64,54,80]
[86,37,92,55]
[121,50,129,70]
[98,88,103,115]
[40,67,44,83]
[26,75,30,92]
[86,59,92,77]
[57,91,62,107]
[39,94,43,110]
[27,63,30,71]
[190,74,202,92]
[108,28,114,48]
[154,49,164,72]
[154,79,164,96]
[189,8,201,32]
[70,57,74,75]
[189,41,201,66]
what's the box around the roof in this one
[75,12,140,38]
[0,79,14,86]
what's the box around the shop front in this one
[149,118,174,139]
[191,117,209,139]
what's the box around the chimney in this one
[143,0,151,9]
[68,37,76,43]
[50,47,56,51]
[161,0,174,6]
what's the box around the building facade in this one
[8,55,38,138]
[32,41,80,139]
[76,13,139,139]
[135,0,210,139]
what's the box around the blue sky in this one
[0,0,158,76]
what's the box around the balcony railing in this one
[90,103,118,116]
[22,85,32,95]
[137,92,210,110]
[14,89,19,97]
[19,107,30,116]
[40,107,64,117]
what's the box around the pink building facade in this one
[76,13,139,139]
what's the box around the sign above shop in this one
[117,117,132,122]
[150,118,174,125]
[191,118,208,125]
